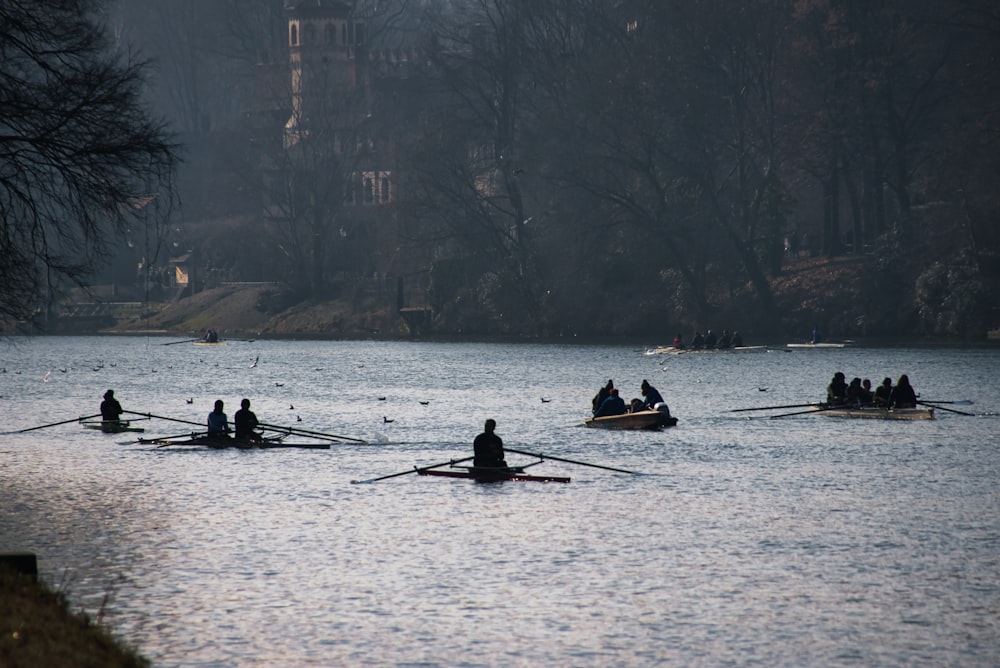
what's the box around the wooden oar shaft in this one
[124,410,204,428]
[506,448,638,474]
[768,406,833,418]
[917,401,974,416]
[18,413,103,433]
[162,338,199,346]
[351,455,476,484]
[259,422,367,443]
[728,402,821,413]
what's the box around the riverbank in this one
[0,565,148,667]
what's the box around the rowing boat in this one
[584,409,678,430]
[785,342,850,349]
[82,420,146,433]
[418,466,570,483]
[818,406,935,420]
[139,434,330,449]
[645,345,768,355]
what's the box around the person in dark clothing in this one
[594,388,627,417]
[717,330,731,349]
[846,377,863,405]
[859,379,874,405]
[640,379,671,418]
[731,331,744,347]
[691,331,705,349]
[473,419,506,468]
[592,379,614,414]
[890,374,917,408]
[704,330,717,349]
[826,372,848,405]
[234,398,261,442]
[100,389,123,424]
[873,377,893,407]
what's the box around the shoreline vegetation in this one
[0,566,149,668]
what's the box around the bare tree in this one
[0,0,177,325]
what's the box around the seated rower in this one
[100,389,123,425]
[640,379,671,418]
[672,333,685,350]
[594,388,627,417]
[873,378,893,407]
[731,331,744,347]
[473,419,506,468]
[826,372,848,406]
[691,331,705,349]
[889,374,917,408]
[234,398,262,443]
[207,399,231,438]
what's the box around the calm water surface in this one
[1,337,998,666]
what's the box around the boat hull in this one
[418,468,570,483]
[820,406,935,420]
[140,435,330,449]
[83,421,145,433]
[584,410,678,430]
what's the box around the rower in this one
[473,419,506,468]
[100,389,124,425]
[207,399,230,438]
[234,398,261,443]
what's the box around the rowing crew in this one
[208,398,262,443]
[826,372,917,408]
[591,379,672,418]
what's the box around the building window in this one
[341,23,347,45]
[290,24,298,46]
[325,24,335,45]
[364,175,374,204]
[380,174,391,202]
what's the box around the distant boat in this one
[584,410,678,430]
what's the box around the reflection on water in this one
[1,337,999,666]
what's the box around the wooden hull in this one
[418,468,570,483]
[645,345,766,355]
[820,406,935,420]
[584,410,678,430]
[140,435,329,449]
[83,421,145,433]
[193,341,226,346]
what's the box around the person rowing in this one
[594,388,627,417]
[100,389,124,426]
[207,399,231,438]
[234,398,262,443]
[473,419,506,468]
[889,374,917,408]
[640,379,671,418]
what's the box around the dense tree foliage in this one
[0,0,177,324]
[92,0,998,338]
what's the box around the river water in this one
[1,336,998,666]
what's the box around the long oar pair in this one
[352,448,638,484]
[18,413,103,433]
[917,400,976,416]
[258,422,367,444]
[727,402,821,413]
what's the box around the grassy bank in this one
[0,566,148,668]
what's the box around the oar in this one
[919,400,974,406]
[18,413,103,433]
[728,402,822,413]
[505,448,638,475]
[351,455,476,484]
[259,422,367,444]
[137,431,205,443]
[917,401,975,416]
[123,410,203,428]
[162,338,199,346]
[768,404,839,418]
